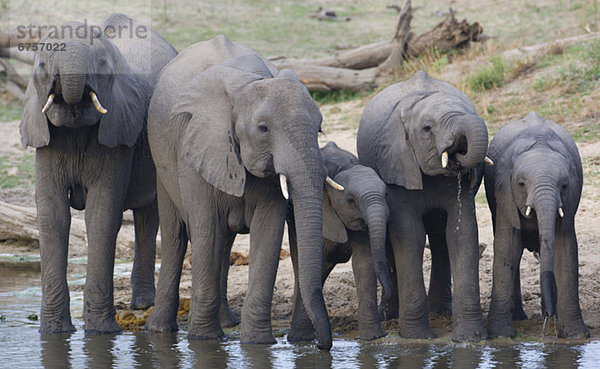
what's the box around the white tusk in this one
[525,206,532,217]
[279,173,289,200]
[89,91,107,114]
[41,93,55,114]
[325,176,344,191]
[441,151,448,168]
[484,156,494,166]
[558,207,564,218]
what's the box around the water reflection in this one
[3,260,600,368]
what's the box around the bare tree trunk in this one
[378,0,413,74]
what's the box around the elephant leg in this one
[445,199,486,342]
[487,223,521,338]
[36,157,74,333]
[240,197,287,344]
[378,239,399,321]
[219,232,240,328]
[130,199,159,310]
[351,237,386,340]
[146,178,188,333]
[512,247,527,321]
[389,206,433,339]
[427,232,452,317]
[83,187,126,334]
[555,229,589,338]
[288,219,316,342]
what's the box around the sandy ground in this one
[1,112,600,343]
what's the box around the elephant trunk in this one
[454,114,489,169]
[533,189,558,319]
[57,44,88,105]
[362,193,392,301]
[287,155,332,350]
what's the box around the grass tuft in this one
[466,56,506,92]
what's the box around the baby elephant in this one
[485,112,589,338]
[287,142,391,341]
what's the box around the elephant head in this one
[168,51,332,349]
[320,142,392,300]
[20,21,149,148]
[490,112,583,319]
[357,70,490,190]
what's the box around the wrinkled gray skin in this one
[485,112,589,339]
[19,14,177,334]
[357,70,488,342]
[286,142,390,342]
[145,35,332,350]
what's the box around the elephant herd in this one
[20,14,589,350]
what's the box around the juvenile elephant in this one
[485,112,589,338]
[145,35,334,349]
[19,15,177,334]
[287,142,391,342]
[357,70,489,342]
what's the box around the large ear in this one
[171,66,262,197]
[322,188,348,243]
[20,78,50,148]
[98,73,150,148]
[360,91,435,190]
[492,150,521,229]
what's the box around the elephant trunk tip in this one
[376,261,392,301]
[540,270,558,319]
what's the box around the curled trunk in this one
[57,45,88,105]
[455,115,488,169]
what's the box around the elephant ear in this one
[98,73,150,148]
[492,147,523,230]
[171,66,262,197]
[360,91,436,190]
[20,78,50,148]
[322,188,348,243]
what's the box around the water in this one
[2,259,600,368]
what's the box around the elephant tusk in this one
[484,156,494,166]
[279,173,289,200]
[41,93,55,114]
[558,207,564,218]
[89,91,108,114]
[441,151,448,168]
[325,176,344,191]
[525,206,532,217]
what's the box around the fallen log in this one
[0,30,42,48]
[0,201,139,258]
[275,62,379,91]
[378,0,413,74]
[0,46,35,64]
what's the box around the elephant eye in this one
[423,123,432,132]
[347,197,355,205]
[518,179,525,187]
[258,124,269,133]
[38,62,45,68]
[561,183,568,190]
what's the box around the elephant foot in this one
[84,315,123,335]
[358,324,386,341]
[558,322,590,339]
[145,309,178,333]
[287,326,316,343]
[452,322,487,342]
[39,317,76,334]
[240,329,276,345]
[188,320,226,341]
[488,320,517,339]
[219,305,240,328]
[512,305,528,321]
[399,321,435,339]
[130,289,156,310]
[378,301,399,321]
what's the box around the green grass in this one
[0,153,35,189]
[0,101,22,122]
[311,90,364,105]
[466,56,506,92]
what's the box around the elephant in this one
[485,112,589,339]
[19,14,177,334]
[144,35,335,350]
[287,141,391,342]
[357,70,490,342]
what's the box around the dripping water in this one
[456,171,462,230]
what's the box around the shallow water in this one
[2,259,600,368]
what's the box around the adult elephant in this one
[485,112,589,339]
[144,35,333,350]
[287,142,391,342]
[19,15,177,334]
[357,70,490,342]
